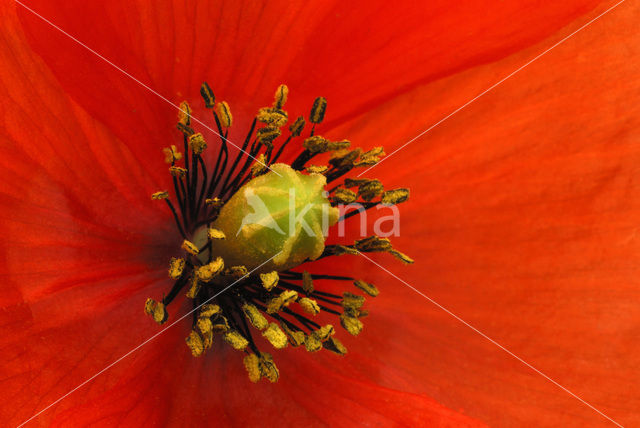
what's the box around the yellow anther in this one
[280,323,305,347]
[168,257,185,280]
[325,245,359,256]
[314,324,335,342]
[302,135,329,153]
[260,271,279,291]
[199,304,221,318]
[256,125,282,142]
[212,316,230,333]
[151,191,169,200]
[266,289,298,314]
[363,146,385,158]
[354,235,391,252]
[223,330,249,350]
[144,298,168,324]
[273,84,289,109]
[340,314,363,336]
[354,279,379,297]
[196,257,224,282]
[200,82,215,108]
[325,337,347,355]
[305,324,334,352]
[188,133,207,155]
[205,197,224,208]
[251,154,268,177]
[302,270,314,294]
[201,329,213,350]
[178,101,192,126]
[197,316,214,349]
[181,240,199,255]
[304,334,322,352]
[216,101,233,127]
[207,228,226,240]
[357,179,384,201]
[289,116,305,137]
[185,275,200,299]
[354,146,385,167]
[163,145,183,164]
[305,165,328,174]
[298,297,320,315]
[343,178,370,188]
[242,303,268,330]
[226,265,248,278]
[258,352,279,382]
[257,109,288,128]
[244,353,261,383]
[262,323,288,349]
[185,330,205,357]
[333,187,357,204]
[197,317,213,335]
[326,140,351,151]
[381,188,410,205]
[342,292,365,310]
[169,166,187,177]
[309,96,327,124]
[389,249,414,264]
[329,148,362,169]
[176,122,195,136]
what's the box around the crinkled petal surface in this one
[1,0,635,426]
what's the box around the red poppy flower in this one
[1,0,637,426]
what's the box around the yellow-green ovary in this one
[211,163,338,272]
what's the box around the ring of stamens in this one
[146,83,412,382]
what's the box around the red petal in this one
[15,0,600,157]
[1,0,627,426]
[327,2,640,426]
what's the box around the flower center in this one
[145,83,413,382]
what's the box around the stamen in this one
[207,228,226,240]
[168,257,185,280]
[305,165,328,174]
[298,297,321,315]
[302,270,314,294]
[289,116,305,137]
[178,101,192,126]
[144,298,168,324]
[151,191,169,200]
[324,337,348,355]
[267,289,298,314]
[260,271,279,291]
[185,330,205,357]
[243,303,269,330]
[309,96,327,124]
[181,239,200,255]
[333,187,357,204]
[188,133,207,155]
[381,188,410,205]
[262,323,288,349]
[223,330,249,350]
[200,82,215,108]
[216,101,233,128]
[169,166,188,177]
[273,84,289,109]
[354,279,379,297]
[340,314,363,336]
[163,145,183,164]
